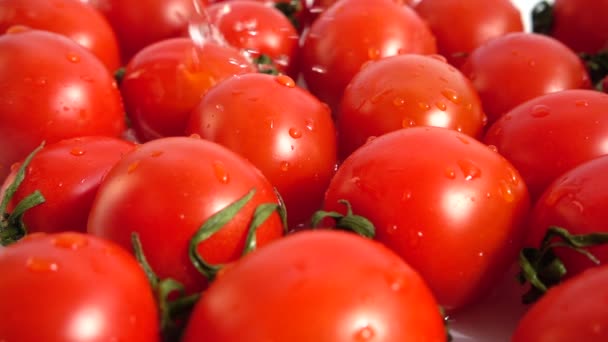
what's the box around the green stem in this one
[311,200,375,238]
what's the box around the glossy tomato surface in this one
[0,232,159,341]
[338,53,486,159]
[324,126,530,311]
[0,29,126,182]
[187,73,337,227]
[461,32,590,125]
[484,89,608,200]
[0,136,135,235]
[300,0,436,112]
[0,0,121,71]
[120,38,255,142]
[183,230,447,342]
[87,136,284,293]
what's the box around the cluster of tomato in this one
[0,0,607,341]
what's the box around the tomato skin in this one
[0,29,126,182]
[484,89,608,201]
[460,32,590,125]
[414,0,524,68]
[187,73,336,227]
[0,232,160,341]
[323,127,530,311]
[338,53,486,159]
[512,265,608,342]
[300,0,437,112]
[525,155,608,278]
[182,230,446,342]
[120,38,256,142]
[205,1,300,76]
[87,136,284,293]
[85,0,200,64]
[550,0,608,54]
[0,0,121,71]
[0,136,136,234]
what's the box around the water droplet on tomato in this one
[575,100,589,107]
[280,161,290,171]
[70,148,86,156]
[311,65,327,74]
[428,54,447,63]
[478,251,485,257]
[392,97,405,107]
[305,119,315,131]
[386,224,399,235]
[441,88,461,104]
[189,133,201,139]
[289,127,302,139]
[445,167,456,179]
[367,47,380,60]
[35,77,48,86]
[527,59,536,67]
[401,117,416,128]
[531,104,550,118]
[457,159,481,181]
[66,53,80,63]
[487,144,498,153]
[401,190,412,201]
[127,161,140,174]
[435,101,447,111]
[212,161,230,184]
[498,180,515,202]
[456,136,470,144]
[417,102,431,111]
[275,74,295,88]
[354,325,376,341]
[150,151,163,157]
[53,233,88,250]
[364,136,377,145]
[26,256,59,272]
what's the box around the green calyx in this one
[311,200,376,239]
[517,226,608,304]
[0,142,46,246]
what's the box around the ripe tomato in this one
[460,32,591,125]
[84,0,201,63]
[524,155,608,280]
[550,0,608,54]
[120,38,256,142]
[186,73,337,227]
[484,89,608,200]
[87,136,284,293]
[0,29,126,182]
[182,230,447,342]
[0,232,159,341]
[338,53,486,160]
[323,126,530,311]
[0,136,135,236]
[0,0,121,71]
[300,0,436,112]
[512,264,608,342]
[205,1,300,76]
[414,0,524,68]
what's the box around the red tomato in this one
[0,136,135,236]
[460,32,590,125]
[87,136,284,293]
[300,0,437,112]
[323,126,530,311]
[484,89,608,200]
[205,1,300,76]
[182,230,447,342]
[301,0,415,29]
[525,155,608,280]
[513,264,608,342]
[414,0,524,68]
[0,0,121,71]
[550,0,608,54]
[0,232,159,341]
[338,53,486,159]
[120,38,256,142]
[0,29,126,182]
[187,73,337,227]
[84,0,202,63]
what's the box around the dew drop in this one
[456,136,470,144]
[531,104,550,118]
[189,133,201,139]
[127,161,140,174]
[417,102,431,111]
[401,190,413,201]
[280,161,290,171]
[478,251,485,257]
[289,127,302,139]
[487,144,498,153]
[499,180,515,202]
[435,101,447,111]
[275,74,295,88]
[457,159,481,181]
[441,88,461,104]
[26,256,59,272]
[66,52,81,63]
[150,151,163,157]
[392,97,405,107]
[53,233,88,250]
[428,54,447,63]
[70,148,86,156]
[354,325,376,341]
[386,224,399,235]
[212,161,230,184]
[401,117,416,128]
[305,119,315,131]
[311,65,327,74]
[575,100,589,107]
[445,167,456,179]
[367,47,381,60]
